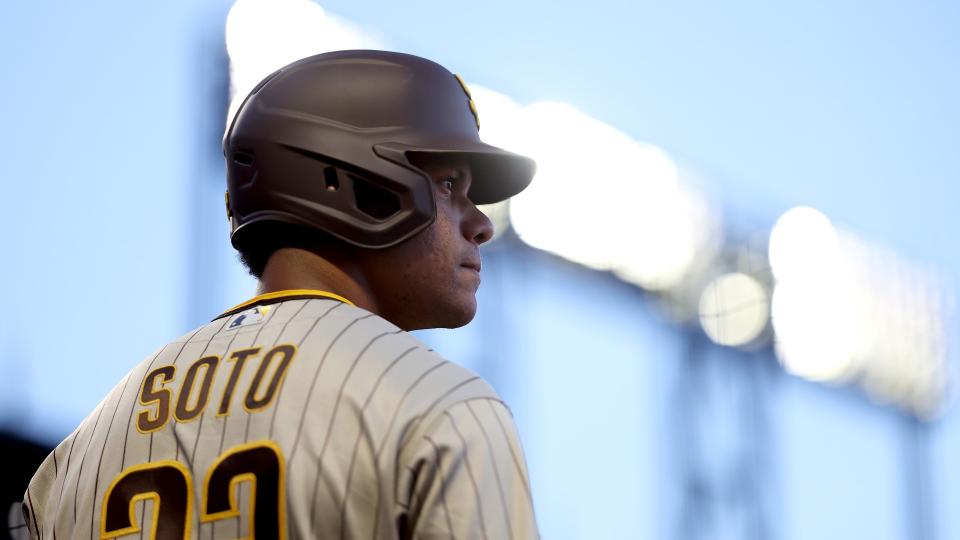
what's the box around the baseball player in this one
[22,50,539,539]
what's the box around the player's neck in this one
[257,247,382,314]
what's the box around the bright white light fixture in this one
[771,276,859,382]
[768,206,948,416]
[768,206,840,282]
[768,206,858,381]
[506,102,715,290]
[699,272,769,347]
[612,183,715,291]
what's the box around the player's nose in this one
[465,204,494,245]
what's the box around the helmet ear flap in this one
[228,141,436,249]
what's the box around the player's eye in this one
[439,176,455,193]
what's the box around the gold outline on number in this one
[200,440,287,540]
[100,460,193,540]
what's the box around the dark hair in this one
[235,221,338,279]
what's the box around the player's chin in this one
[431,291,478,329]
[450,297,478,328]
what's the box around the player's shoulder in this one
[333,302,502,403]
[289,300,506,414]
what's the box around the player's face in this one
[361,156,494,330]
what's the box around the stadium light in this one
[699,272,769,347]
[502,102,715,290]
[768,206,948,416]
[768,206,857,381]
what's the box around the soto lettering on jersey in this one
[135,343,297,433]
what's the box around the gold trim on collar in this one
[217,289,354,320]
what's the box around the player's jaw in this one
[421,244,485,329]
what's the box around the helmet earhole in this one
[323,166,340,191]
[233,151,254,167]
[352,175,401,220]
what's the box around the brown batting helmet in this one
[223,49,536,249]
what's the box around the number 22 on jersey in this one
[100,440,286,540]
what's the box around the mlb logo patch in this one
[228,305,270,329]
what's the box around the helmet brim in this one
[375,140,536,205]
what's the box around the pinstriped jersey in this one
[23,290,538,539]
